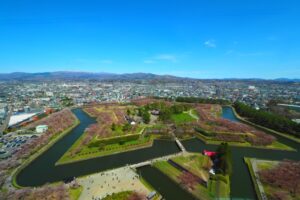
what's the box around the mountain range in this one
[0,72,184,81]
[0,71,299,82]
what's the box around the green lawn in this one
[69,186,83,200]
[102,191,133,200]
[153,161,182,181]
[109,124,145,137]
[57,134,158,165]
[256,160,278,171]
[171,153,212,181]
[171,112,196,124]
[266,141,294,151]
[208,175,230,199]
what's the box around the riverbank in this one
[230,105,300,143]
[152,153,230,200]
[56,134,161,165]
[11,117,80,188]
[245,158,300,200]
[12,104,300,199]
[244,158,265,200]
[56,139,155,166]
[195,132,295,151]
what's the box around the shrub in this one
[194,127,216,137]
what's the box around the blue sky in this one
[0,0,300,78]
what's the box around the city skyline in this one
[1,0,300,78]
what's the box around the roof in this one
[36,125,48,128]
[8,113,38,127]
[203,150,217,157]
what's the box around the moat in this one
[16,107,300,199]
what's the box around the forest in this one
[176,97,230,105]
[234,102,300,138]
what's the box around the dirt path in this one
[78,167,150,200]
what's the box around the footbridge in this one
[130,151,186,169]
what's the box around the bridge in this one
[130,152,187,169]
[175,137,186,152]
[130,137,187,168]
[130,152,185,168]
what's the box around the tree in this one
[259,160,300,197]
[178,171,199,190]
[111,123,116,131]
[142,111,150,124]
[122,123,131,132]
[234,102,300,138]
[176,97,230,105]
[128,192,146,200]
[98,143,106,150]
[216,143,232,175]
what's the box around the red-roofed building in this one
[203,150,217,157]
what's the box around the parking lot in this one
[0,132,38,159]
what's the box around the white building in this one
[8,113,37,127]
[36,125,48,133]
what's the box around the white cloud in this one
[143,54,178,64]
[154,54,177,62]
[204,39,216,48]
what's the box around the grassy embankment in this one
[195,131,294,151]
[69,186,83,200]
[245,158,297,200]
[153,153,230,200]
[194,106,294,151]
[244,158,262,200]
[12,117,80,188]
[232,106,300,143]
[101,191,133,200]
[57,128,160,165]
[56,105,165,164]
[58,108,198,165]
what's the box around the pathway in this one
[130,152,186,169]
[175,137,186,152]
[250,159,268,200]
[188,109,199,122]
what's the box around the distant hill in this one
[0,71,299,82]
[0,71,189,82]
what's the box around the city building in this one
[36,125,48,133]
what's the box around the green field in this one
[208,175,230,199]
[69,186,83,200]
[102,191,133,200]
[106,124,145,138]
[171,153,212,181]
[171,111,196,124]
